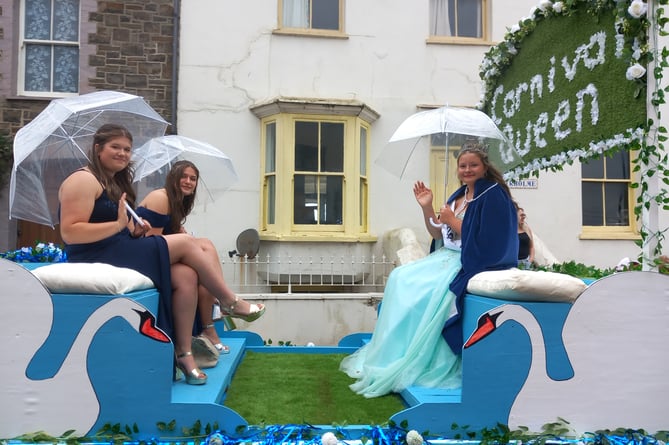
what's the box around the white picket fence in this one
[220,253,397,294]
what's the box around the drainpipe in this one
[171,0,180,134]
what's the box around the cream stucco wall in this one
[175,0,667,270]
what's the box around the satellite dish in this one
[232,228,260,259]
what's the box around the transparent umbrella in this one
[376,105,521,184]
[132,135,239,208]
[10,90,169,227]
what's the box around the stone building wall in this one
[0,0,177,250]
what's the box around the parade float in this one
[2,0,669,444]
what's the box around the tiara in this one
[457,140,489,157]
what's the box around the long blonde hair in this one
[87,123,137,205]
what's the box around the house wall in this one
[174,0,666,269]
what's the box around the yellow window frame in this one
[275,0,347,39]
[259,113,374,242]
[426,0,491,45]
[579,152,640,240]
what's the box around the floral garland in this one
[478,0,652,180]
[10,424,669,445]
[0,241,67,263]
[479,0,669,264]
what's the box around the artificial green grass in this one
[223,352,405,426]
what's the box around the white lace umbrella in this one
[377,105,521,181]
[132,135,239,208]
[10,91,169,227]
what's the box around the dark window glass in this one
[582,182,603,225]
[312,0,339,30]
[604,183,629,225]
[320,122,344,172]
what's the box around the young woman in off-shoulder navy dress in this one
[59,124,266,385]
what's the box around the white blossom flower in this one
[626,63,647,80]
[406,430,424,445]
[553,1,564,13]
[628,0,648,18]
[538,0,553,12]
[321,432,338,445]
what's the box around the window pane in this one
[53,46,79,92]
[25,44,51,92]
[54,0,79,41]
[320,176,342,224]
[321,122,344,172]
[606,150,629,180]
[25,0,51,40]
[312,0,339,30]
[295,121,318,171]
[360,127,367,176]
[294,174,318,224]
[456,0,481,38]
[430,0,452,36]
[360,179,367,227]
[267,175,276,224]
[283,0,309,28]
[604,183,629,225]
[582,182,603,225]
[265,122,276,173]
[581,157,604,178]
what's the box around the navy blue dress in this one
[64,191,175,340]
[442,178,519,352]
[135,206,176,235]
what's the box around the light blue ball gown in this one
[339,241,463,398]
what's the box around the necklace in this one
[454,183,499,215]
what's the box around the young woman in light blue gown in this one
[340,142,518,398]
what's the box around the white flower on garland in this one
[321,431,338,445]
[406,430,424,445]
[553,1,565,13]
[628,0,648,18]
[538,0,553,12]
[626,62,647,80]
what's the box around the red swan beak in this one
[463,311,501,348]
[134,309,171,343]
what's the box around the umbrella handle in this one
[125,202,146,227]
[429,217,443,229]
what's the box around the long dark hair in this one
[88,124,136,205]
[457,141,513,198]
[165,160,199,233]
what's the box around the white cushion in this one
[31,263,154,295]
[467,268,587,303]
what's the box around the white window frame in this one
[18,0,81,97]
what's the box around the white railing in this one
[220,254,397,294]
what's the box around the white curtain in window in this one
[430,0,451,36]
[283,0,309,28]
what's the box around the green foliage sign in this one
[479,1,649,179]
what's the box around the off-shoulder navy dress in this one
[135,206,175,234]
[63,190,175,339]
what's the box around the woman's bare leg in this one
[164,233,264,317]
[197,283,226,348]
[171,263,206,381]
